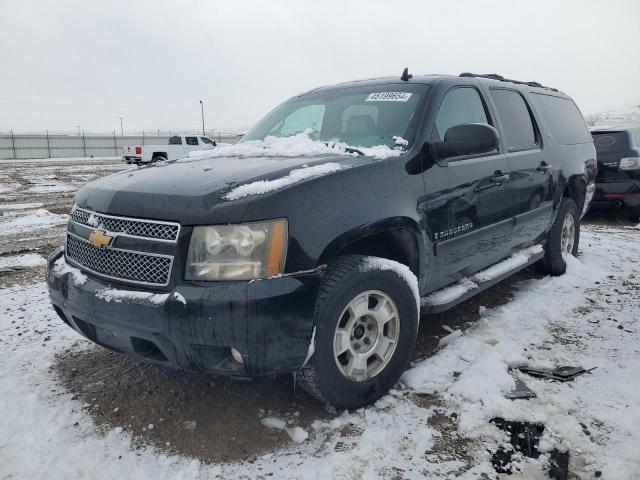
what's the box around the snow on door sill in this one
[423,245,544,307]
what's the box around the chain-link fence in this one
[0,131,243,160]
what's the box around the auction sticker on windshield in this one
[365,92,412,102]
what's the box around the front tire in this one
[537,197,580,275]
[298,255,418,409]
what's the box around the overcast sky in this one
[1,0,638,134]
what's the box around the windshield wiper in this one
[345,147,365,156]
[322,141,364,156]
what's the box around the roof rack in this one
[459,72,558,92]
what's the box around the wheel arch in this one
[563,174,587,213]
[317,216,423,279]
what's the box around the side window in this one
[490,89,537,150]
[274,104,325,137]
[185,136,198,146]
[530,93,591,145]
[168,136,182,145]
[200,137,215,145]
[433,87,489,141]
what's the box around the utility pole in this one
[199,100,205,136]
[118,117,124,136]
[76,125,81,136]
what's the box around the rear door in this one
[488,88,555,247]
[424,85,518,290]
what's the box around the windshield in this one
[243,84,429,149]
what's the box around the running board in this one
[421,245,544,314]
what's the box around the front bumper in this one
[46,247,322,377]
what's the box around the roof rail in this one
[459,72,558,92]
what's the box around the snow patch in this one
[27,183,75,193]
[392,135,409,146]
[52,256,87,286]
[96,288,169,305]
[0,208,67,236]
[0,183,16,194]
[424,278,478,306]
[173,292,187,305]
[360,256,420,313]
[424,245,544,306]
[472,244,543,283]
[0,253,46,269]
[302,326,316,367]
[260,417,309,444]
[223,162,342,200]
[188,130,402,162]
[0,202,43,211]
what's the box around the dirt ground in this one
[2,158,639,466]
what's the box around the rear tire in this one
[151,155,166,163]
[298,255,418,409]
[537,197,580,276]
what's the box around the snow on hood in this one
[187,130,404,161]
[223,162,342,200]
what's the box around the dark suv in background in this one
[47,71,596,409]
[590,126,640,220]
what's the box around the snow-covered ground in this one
[0,158,129,255]
[1,225,639,479]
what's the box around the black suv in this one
[590,126,640,220]
[47,71,596,409]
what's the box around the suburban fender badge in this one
[88,230,113,249]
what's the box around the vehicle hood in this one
[75,154,355,224]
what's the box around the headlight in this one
[185,219,288,281]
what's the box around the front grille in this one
[66,233,173,286]
[70,207,180,242]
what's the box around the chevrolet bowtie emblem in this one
[88,230,113,249]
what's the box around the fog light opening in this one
[230,348,244,364]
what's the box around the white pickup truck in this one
[122,135,217,164]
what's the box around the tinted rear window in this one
[168,136,182,145]
[490,89,537,150]
[531,94,591,145]
[591,132,628,154]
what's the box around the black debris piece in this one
[518,365,596,382]
[490,418,569,480]
[505,375,537,400]
[549,451,570,480]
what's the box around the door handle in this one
[490,171,510,183]
[537,162,553,172]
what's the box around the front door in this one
[423,86,518,290]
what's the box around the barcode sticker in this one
[365,92,412,102]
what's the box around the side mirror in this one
[432,123,499,162]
